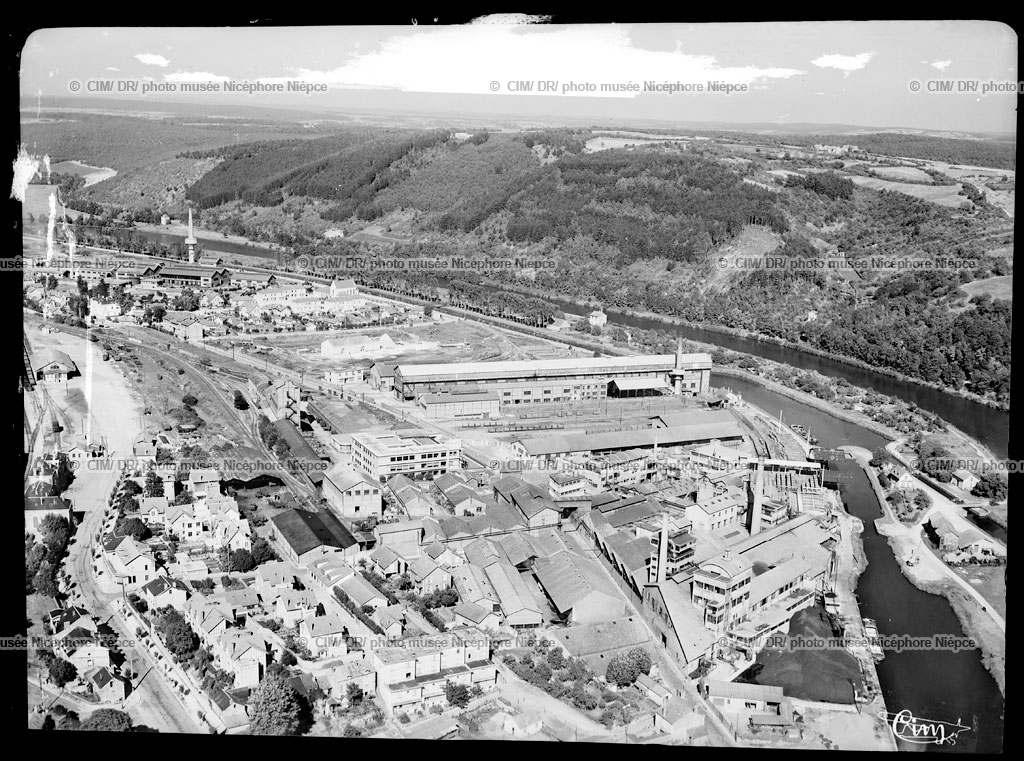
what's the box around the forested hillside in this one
[781,132,1016,170]
[183,129,448,212]
[33,114,1013,404]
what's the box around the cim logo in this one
[879,710,970,747]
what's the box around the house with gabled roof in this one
[85,666,131,703]
[48,607,95,638]
[215,626,272,688]
[452,601,501,631]
[300,614,349,659]
[183,597,232,647]
[407,556,452,594]
[422,541,462,569]
[370,545,408,578]
[141,576,191,612]
[254,561,299,602]
[337,573,387,613]
[322,466,382,518]
[276,589,319,628]
[102,535,156,590]
[139,496,169,524]
[25,495,73,539]
[375,605,406,640]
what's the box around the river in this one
[551,299,1009,460]
[722,375,1004,754]
[128,227,1010,460]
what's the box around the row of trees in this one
[26,514,73,597]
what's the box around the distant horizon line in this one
[19,96,1017,140]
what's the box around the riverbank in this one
[875,516,1006,697]
[713,366,903,443]
[856,462,1006,697]
[490,283,1008,412]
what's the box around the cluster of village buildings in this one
[25,251,898,740]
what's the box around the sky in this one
[19,19,1018,134]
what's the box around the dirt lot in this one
[310,393,405,433]
[243,319,576,375]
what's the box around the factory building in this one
[392,341,711,404]
[352,429,463,482]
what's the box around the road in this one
[24,318,201,733]
[850,448,1006,633]
[558,524,739,747]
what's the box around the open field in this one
[847,175,969,208]
[49,160,118,186]
[705,224,785,290]
[869,165,933,182]
[952,564,1006,620]
[960,275,1013,302]
[585,136,667,152]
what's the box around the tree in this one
[346,683,363,707]
[279,650,297,667]
[605,647,652,687]
[154,608,199,659]
[144,471,165,497]
[59,710,81,731]
[33,560,59,598]
[228,549,256,573]
[80,708,133,732]
[41,714,56,731]
[444,681,471,708]
[182,393,199,408]
[122,479,144,497]
[251,537,278,565]
[38,514,71,555]
[116,517,151,541]
[248,675,304,735]
[171,490,194,506]
[972,472,1007,501]
[233,390,249,410]
[127,592,149,614]
[624,647,652,679]
[48,658,78,688]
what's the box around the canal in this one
[722,374,1004,754]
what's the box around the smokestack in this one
[750,458,765,534]
[657,511,670,583]
[676,336,683,369]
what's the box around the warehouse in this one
[512,420,745,462]
[418,389,500,419]
[392,348,712,404]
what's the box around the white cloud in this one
[135,53,170,67]
[254,25,804,97]
[930,59,952,71]
[164,70,232,83]
[811,52,875,74]
[105,67,120,72]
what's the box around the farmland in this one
[847,175,970,208]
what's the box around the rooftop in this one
[270,508,357,556]
[517,421,744,457]
[395,353,711,383]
